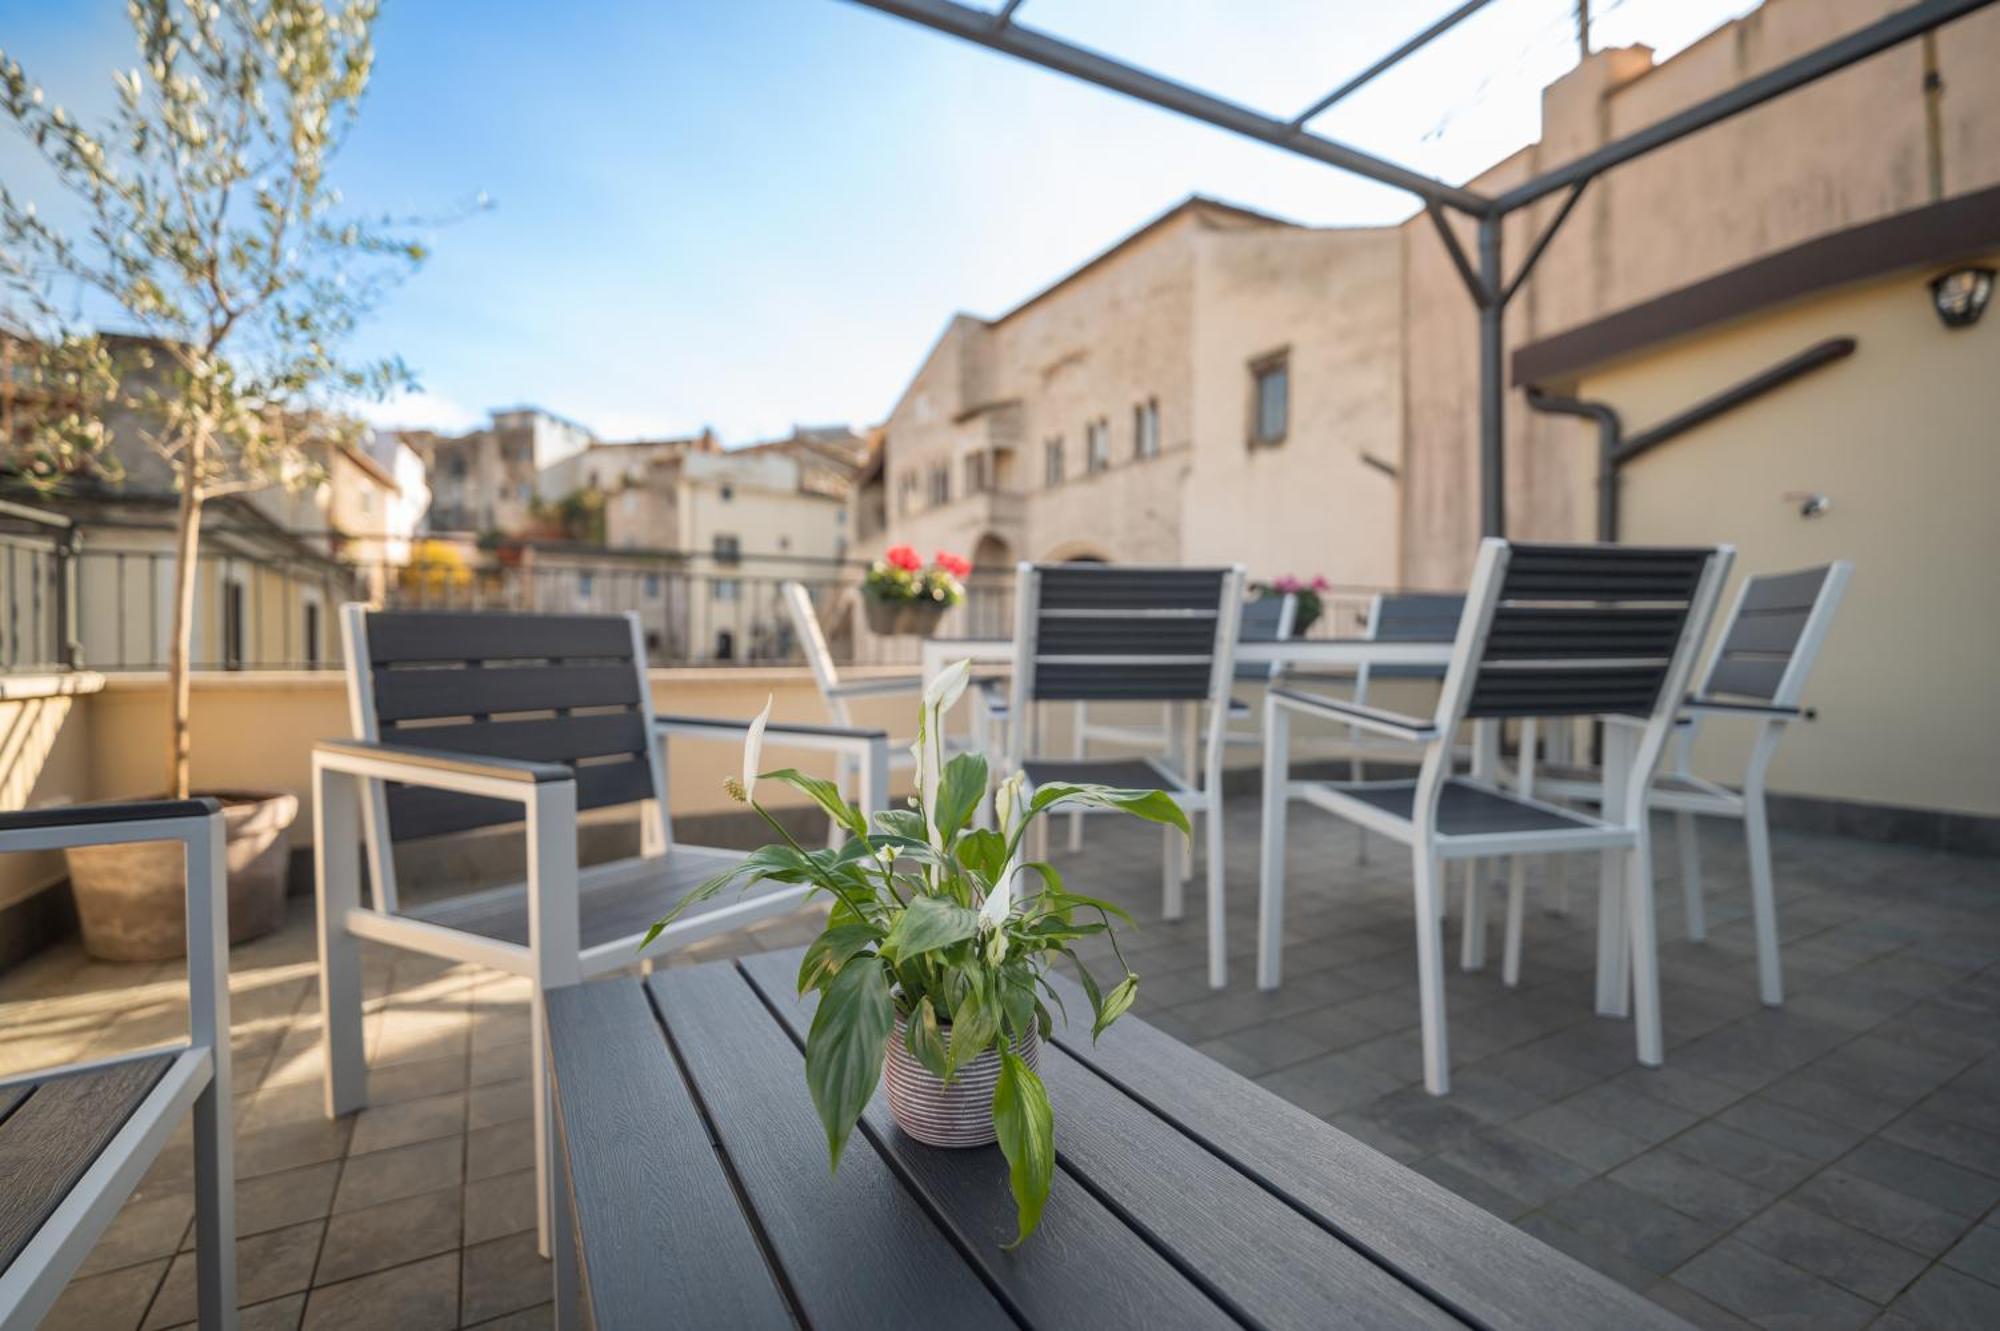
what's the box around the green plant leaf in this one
[760,768,866,837]
[947,980,1000,1076]
[1092,973,1139,1041]
[1041,888,1136,927]
[997,962,1037,1037]
[992,1048,1055,1247]
[805,957,894,1173]
[1027,784,1191,837]
[874,808,926,841]
[904,996,950,1080]
[796,923,883,995]
[934,752,989,843]
[638,844,818,951]
[882,894,979,962]
[1067,953,1104,1030]
[954,827,1008,884]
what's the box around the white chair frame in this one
[0,802,235,1331]
[315,605,890,1295]
[1517,561,1852,1005]
[1258,539,1733,1095]
[1007,562,1247,988]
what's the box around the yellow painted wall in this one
[1574,255,2000,816]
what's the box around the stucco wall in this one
[1398,0,2000,589]
[1573,255,2000,817]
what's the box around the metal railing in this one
[0,502,77,673]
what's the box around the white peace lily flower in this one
[915,659,971,852]
[995,770,1026,838]
[977,865,1014,932]
[735,695,772,804]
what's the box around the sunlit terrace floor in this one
[4,797,1998,1330]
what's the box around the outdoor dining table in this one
[544,946,1689,1330]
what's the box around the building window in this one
[713,534,740,601]
[643,573,661,598]
[965,451,990,495]
[1250,350,1289,447]
[578,571,594,597]
[720,484,734,502]
[303,601,321,666]
[928,463,950,506]
[1044,437,1064,487]
[1134,397,1160,459]
[222,581,246,670]
[898,473,918,515]
[1085,418,1110,473]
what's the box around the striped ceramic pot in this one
[884,1016,1041,1148]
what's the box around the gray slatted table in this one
[545,950,1689,1330]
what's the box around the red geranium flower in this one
[885,544,922,572]
[935,551,971,578]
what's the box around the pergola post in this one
[1477,215,1505,539]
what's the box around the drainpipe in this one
[1525,387,1623,541]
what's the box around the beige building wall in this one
[1398,0,2000,589]
[1570,255,2000,817]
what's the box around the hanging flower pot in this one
[864,596,906,635]
[896,599,949,637]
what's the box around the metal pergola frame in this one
[846,0,1997,539]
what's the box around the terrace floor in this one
[3,797,1997,1330]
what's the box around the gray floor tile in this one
[460,1230,553,1325]
[317,1186,463,1285]
[1837,1136,2000,1219]
[1880,1109,2000,1180]
[467,1117,537,1182]
[1713,1094,1866,1164]
[1435,1125,1594,1211]
[1941,1222,2000,1286]
[1645,1278,1759,1331]
[1874,1264,2000,1331]
[1541,1178,1720,1276]
[233,1162,340,1239]
[1609,1148,1776,1229]
[1734,1199,1930,1305]
[1664,1120,1820,1194]
[1791,1168,1973,1257]
[1673,1237,1876,1331]
[142,1220,322,1329]
[348,1089,467,1156]
[463,1169,540,1246]
[1510,1101,1650,1174]
[301,1253,460,1331]
[39,1259,167,1331]
[333,1136,464,1213]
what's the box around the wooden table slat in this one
[543,980,792,1331]
[648,965,1015,1331]
[0,1055,172,1272]
[1044,972,1689,1331]
[737,950,1244,1330]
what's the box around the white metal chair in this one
[1007,561,1247,988]
[780,580,1002,841]
[0,800,235,1331]
[1258,540,1733,1094]
[314,605,891,1285]
[1515,561,1851,1005]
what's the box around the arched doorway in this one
[967,532,1013,637]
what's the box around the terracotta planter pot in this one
[63,791,300,961]
[885,1015,1040,1148]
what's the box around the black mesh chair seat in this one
[1312,778,1601,837]
[1021,756,1189,794]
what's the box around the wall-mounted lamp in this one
[1782,490,1832,519]
[1930,266,1994,329]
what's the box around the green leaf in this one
[934,752,989,843]
[1068,953,1104,1029]
[1041,888,1136,927]
[796,923,883,995]
[992,1049,1056,1247]
[997,963,1037,1038]
[1027,784,1191,837]
[873,808,926,841]
[904,996,950,1080]
[882,894,980,962]
[638,844,818,951]
[947,981,1001,1076]
[954,827,1009,885]
[1093,973,1139,1041]
[805,957,894,1173]
[761,767,865,837]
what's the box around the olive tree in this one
[0,0,438,797]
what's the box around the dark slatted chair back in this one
[1020,564,1238,703]
[1369,592,1466,681]
[1234,594,1293,682]
[353,609,659,842]
[1463,544,1720,720]
[1701,566,1838,701]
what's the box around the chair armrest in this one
[314,739,574,791]
[655,714,889,756]
[1269,688,1440,743]
[824,675,925,699]
[1684,695,1811,720]
[0,798,224,854]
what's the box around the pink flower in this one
[935,551,971,578]
[1311,576,1330,591]
[885,544,922,572]
[1272,575,1300,593]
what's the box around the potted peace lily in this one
[643,661,1186,1245]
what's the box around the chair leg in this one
[1595,845,1630,1019]
[191,1069,237,1331]
[1257,708,1290,991]
[1161,822,1183,921]
[1550,853,1570,917]
[1068,704,1085,852]
[1626,832,1664,1066]
[1676,810,1706,941]
[315,766,368,1119]
[1502,856,1526,988]
[1205,801,1226,990]
[1460,859,1486,971]
[1411,846,1451,1095]
[1746,801,1783,1006]
[532,989,559,1260]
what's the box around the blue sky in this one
[2,0,1756,443]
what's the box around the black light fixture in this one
[1930,265,1994,329]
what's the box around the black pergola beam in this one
[1496,0,1998,214]
[1290,0,1502,129]
[843,0,1493,215]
